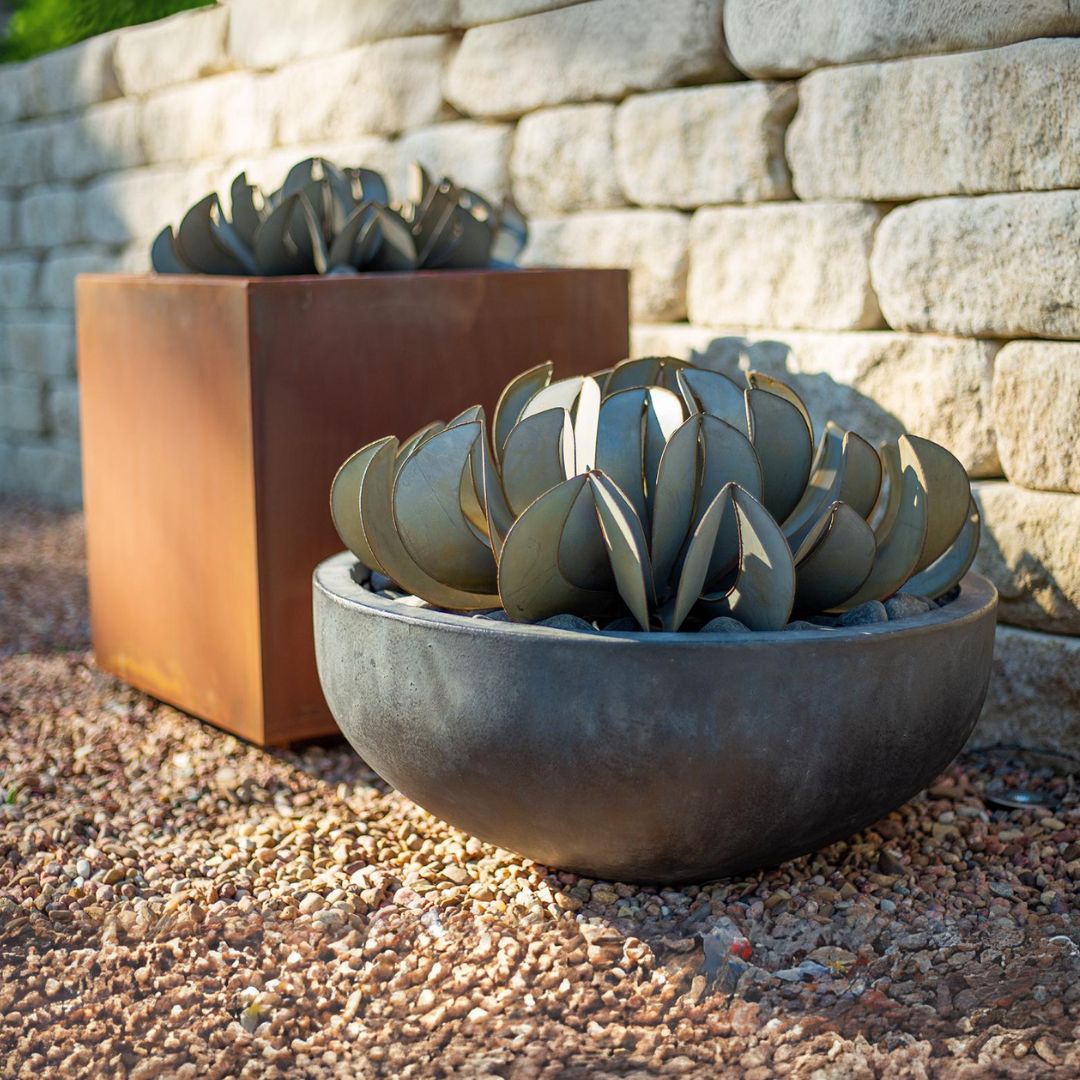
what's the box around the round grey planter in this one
[314,552,998,883]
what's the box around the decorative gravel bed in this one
[1,499,1078,1077]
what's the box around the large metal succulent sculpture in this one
[330,357,980,631]
[151,158,526,276]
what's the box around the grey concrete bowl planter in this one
[314,553,998,883]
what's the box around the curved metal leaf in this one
[700,486,795,631]
[594,388,647,524]
[493,362,553,459]
[358,440,497,609]
[793,502,877,613]
[901,495,980,600]
[520,376,585,422]
[330,441,385,570]
[501,407,575,516]
[230,172,264,248]
[650,416,702,596]
[746,370,813,442]
[498,474,615,623]
[671,483,735,631]
[557,474,614,591]
[589,471,655,631]
[573,376,602,473]
[396,421,446,473]
[176,194,248,274]
[838,430,882,520]
[643,386,685,521]
[871,441,903,540]
[254,192,326,275]
[835,435,929,609]
[746,385,813,524]
[604,356,690,396]
[904,435,970,572]
[676,367,747,434]
[150,225,191,274]
[393,422,498,593]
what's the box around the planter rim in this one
[314,551,997,646]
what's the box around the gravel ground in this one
[1,498,1079,1078]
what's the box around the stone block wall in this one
[0,0,1077,742]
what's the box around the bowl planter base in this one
[76,269,629,746]
[314,553,997,882]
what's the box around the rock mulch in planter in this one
[1,500,1079,1077]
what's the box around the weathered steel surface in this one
[314,556,997,882]
[77,269,630,745]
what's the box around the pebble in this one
[838,601,889,627]
[699,616,749,633]
[538,614,598,632]
[369,571,395,592]
[783,620,826,632]
[884,594,933,620]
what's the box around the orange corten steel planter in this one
[76,269,630,746]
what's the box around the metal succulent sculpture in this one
[151,158,526,276]
[331,357,980,631]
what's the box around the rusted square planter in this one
[75,269,629,746]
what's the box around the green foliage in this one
[1,0,212,62]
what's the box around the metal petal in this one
[746,385,813,525]
[573,376,602,473]
[395,421,446,473]
[671,483,735,631]
[558,475,615,591]
[493,362,553,459]
[498,474,615,623]
[254,192,322,275]
[905,434,971,572]
[150,226,191,274]
[393,422,499,593]
[589,471,655,631]
[176,194,247,274]
[501,408,575,516]
[604,356,690,395]
[834,435,929,609]
[871,441,903,540]
[229,172,264,248]
[358,438,498,610]
[520,376,585,422]
[650,416,702,597]
[330,440,385,570]
[594,388,647,525]
[643,386,685,522]
[676,367,747,434]
[793,502,877,612]
[838,430,882,520]
[700,486,795,631]
[746,370,814,443]
[901,495,980,600]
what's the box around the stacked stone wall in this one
[0,0,1077,739]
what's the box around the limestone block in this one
[446,0,737,119]
[0,62,30,125]
[872,192,1080,339]
[992,342,1080,495]
[789,40,1080,201]
[114,6,230,97]
[49,101,145,182]
[12,439,81,506]
[24,32,119,116]
[0,315,76,378]
[82,165,218,246]
[38,248,118,310]
[972,481,1080,635]
[228,0,457,68]
[0,255,39,310]
[616,83,795,209]
[0,197,12,249]
[689,202,883,331]
[143,72,275,165]
[521,209,688,321]
[0,121,54,188]
[395,121,513,201]
[631,324,1000,477]
[273,36,451,143]
[511,105,622,215]
[46,380,80,440]
[971,625,1080,756]
[724,0,1080,77]
[216,137,397,199]
[457,1,586,25]
[17,186,82,248]
[0,373,44,436]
